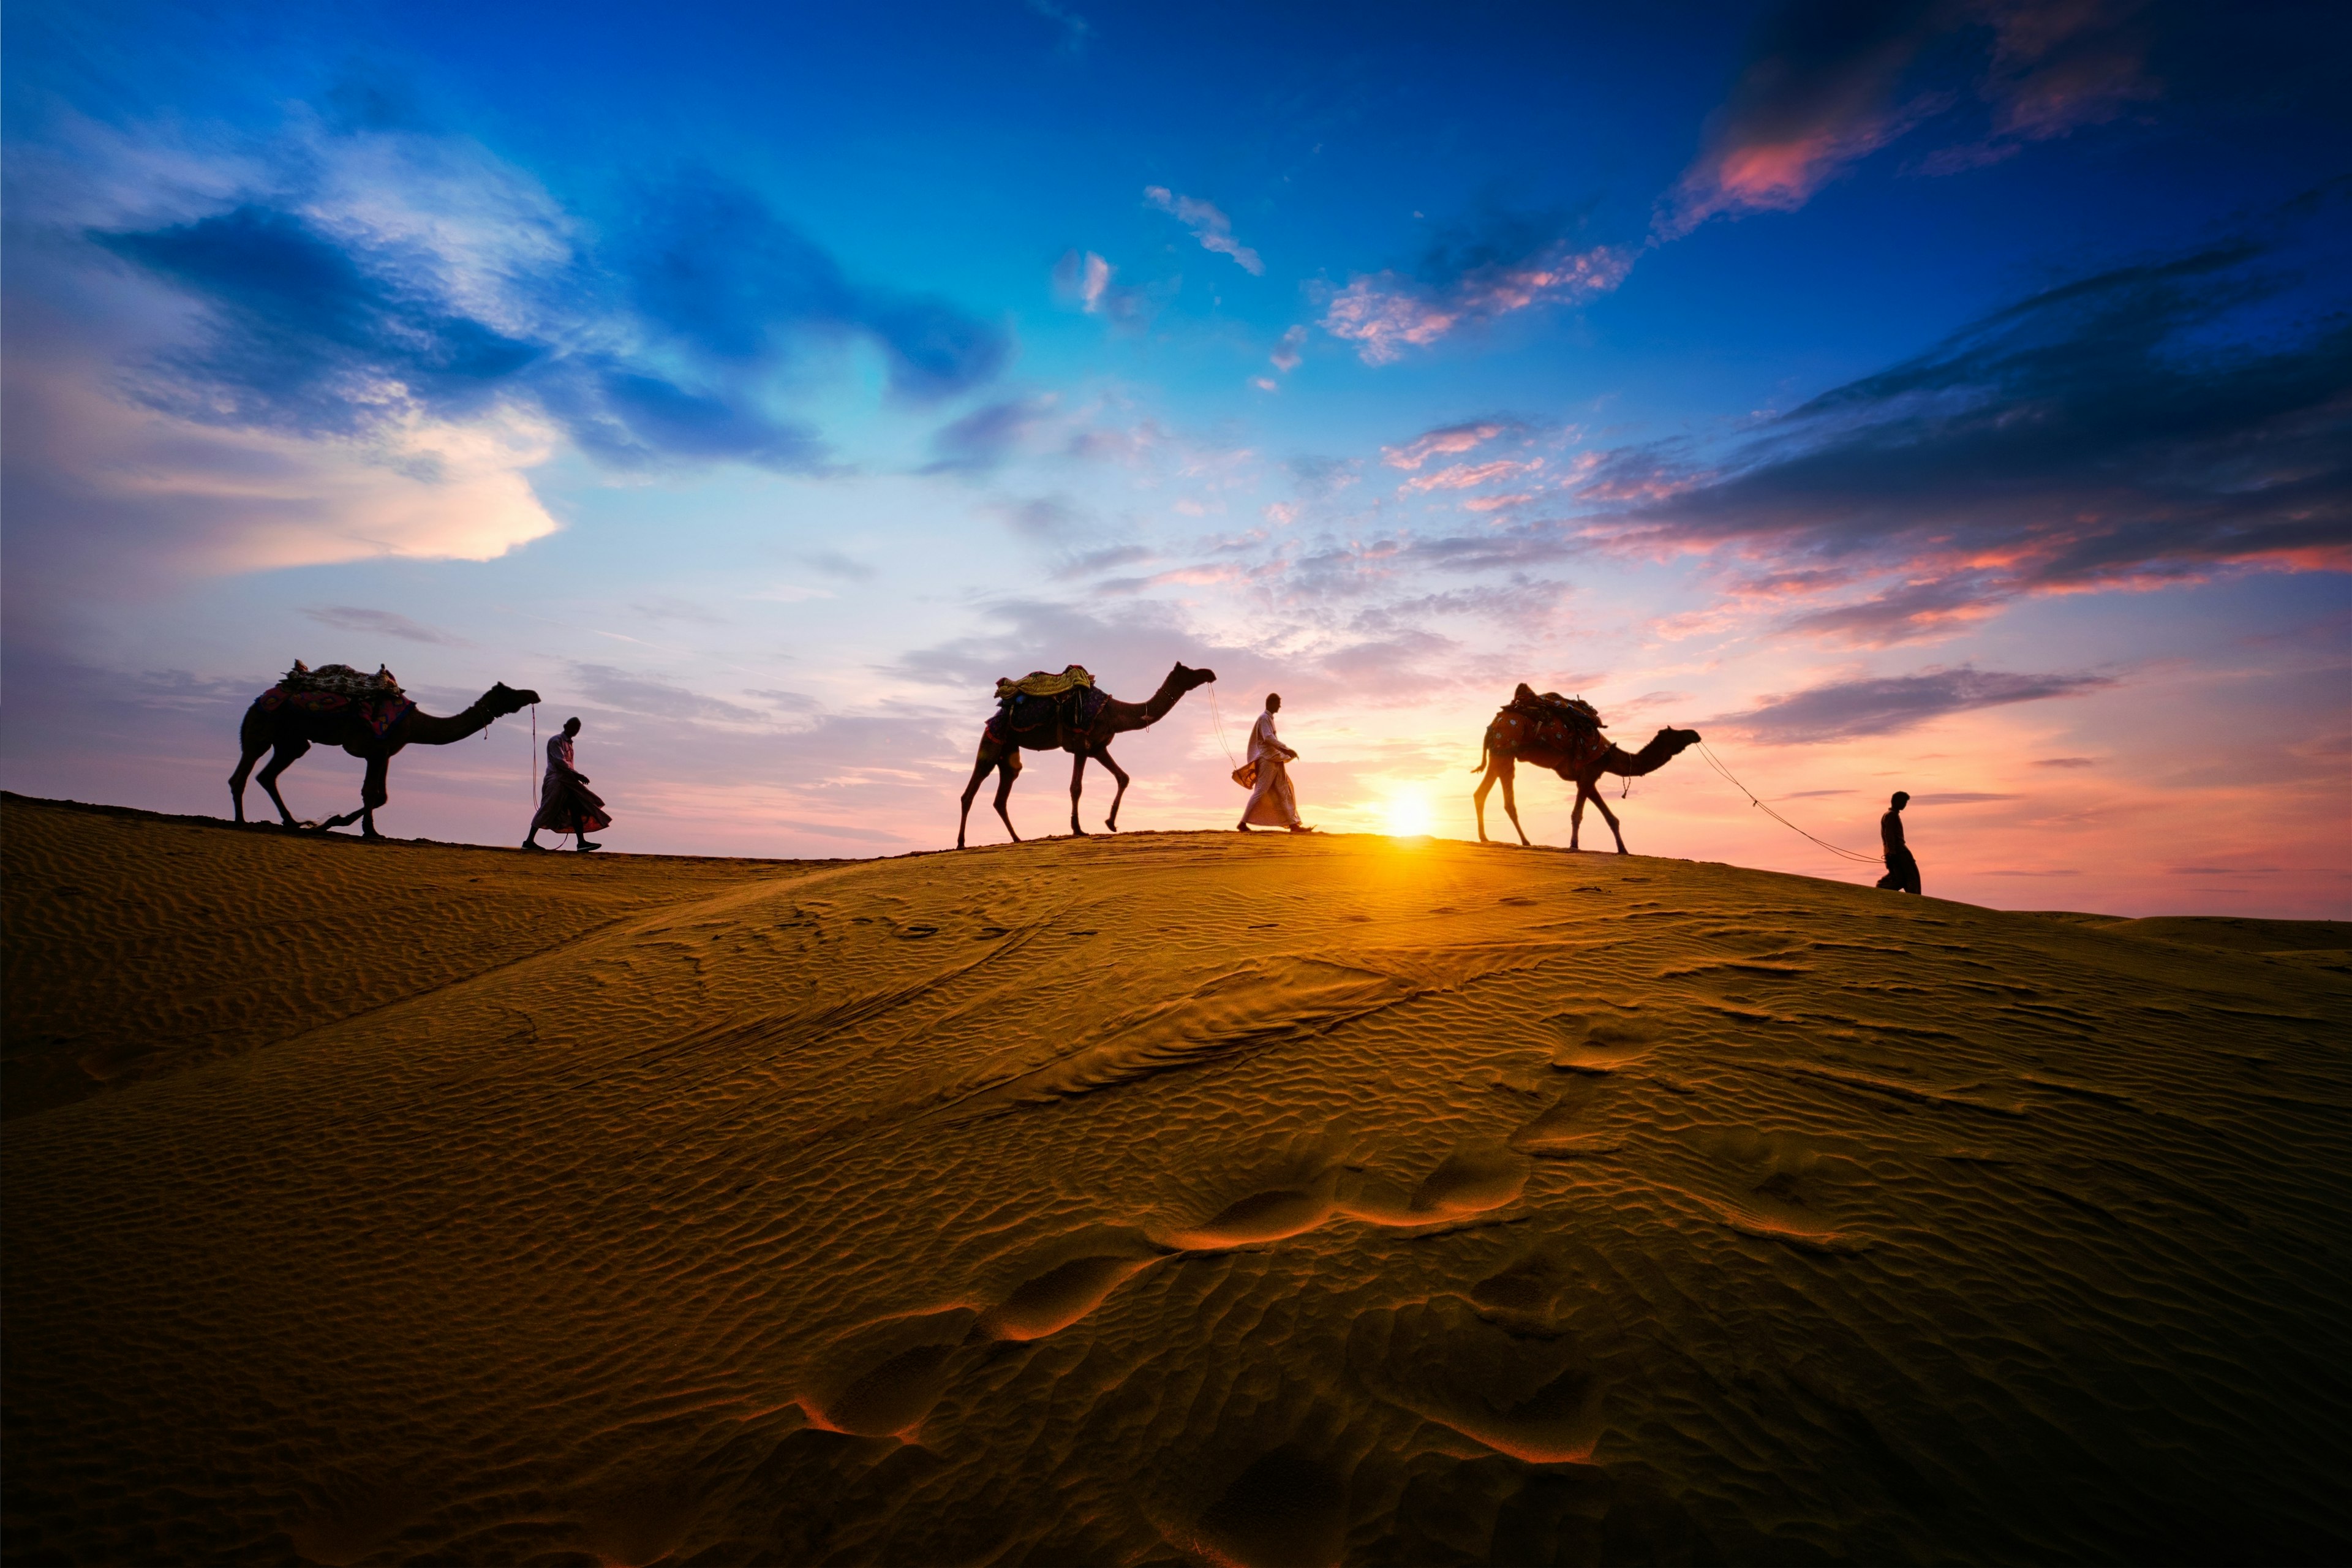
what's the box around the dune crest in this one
[4,798,2348,1563]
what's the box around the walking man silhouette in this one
[524,716,611,852]
[1875,790,1921,894]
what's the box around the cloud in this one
[618,172,1008,402]
[302,605,470,645]
[1656,0,2160,236]
[1025,0,1093,54]
[1381,420,1520,470]
[1143,187,1264,276]
[1908,791,2022,804]
[800,549,876,581]
[1270,325,1307,372]
[1321,237,1629,364]
[2034,755,2098,767]
[1713,665,2116,743]
[568,662,767,724]
[77,149,1003,483]
[1052,249,1115,313]
[1575,227,2352,641]
[1402,458,1544,494]
[923,394,1056,474]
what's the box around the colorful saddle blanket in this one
[254,662,415,736]
[994,665,1095,702]
[986,677,1109,747]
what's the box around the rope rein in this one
[1206,684,1240,768]
[1694,739,1882,865]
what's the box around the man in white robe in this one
[1238,693,1313,832]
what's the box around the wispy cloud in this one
[1713,666,2116,744]
[1403,457,1544,494]
[1656,0,2160,237]
[1270,325,1306,372]
[1381,420,1520,471]
[1143,187,1264,276]
[1572,225,2352,642]
[1321,241,1627,364]
[302,605,471,646]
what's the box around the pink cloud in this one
[1381,421,1513,471]
[1321,244,1630,364]
[1402,458,1545,493]
[1143,186,1264,276]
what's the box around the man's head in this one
[1265,693,1282,714]
[1890,790,1909,810]
[564,717,582,737]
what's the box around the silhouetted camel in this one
[1472,698,1700,851]
[232,680,540,839]
[957,662,1217,847]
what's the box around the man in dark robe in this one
[1875,790,1921,894]
[524,716,611,852]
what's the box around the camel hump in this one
[995,665,1096,702]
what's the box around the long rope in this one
[1695,739,1882,864]
[1205,684,1240,767]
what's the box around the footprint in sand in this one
[1169,1170,1344,1249]
[801,1308,977,1438]
[1192,1448,1349,1568]
[1683,1127,1861,1252]
[1406,1139,1531,1218]
[1547,1009,1663,1074]
[1509,1082,1624,1159]
[1349,1297,1606,1466]
[975,1246,1161,1342]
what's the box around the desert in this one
[5,793,2349,1565]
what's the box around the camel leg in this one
[993,756,1022,843]
[1068,751,1089,837]
[228,741,268,824]
[1569,780,1586,851]
[1496,756,1532,846]
[957,752,996,849]
[254,739,311,828]
[1585,783,1629,853]
[1472,760,1499,843]
[359,755,390,840]
[1093,744,1131,832]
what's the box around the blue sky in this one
[5,0,2348,914]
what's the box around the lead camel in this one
[232,678,540,840]
[956,662,1217,848]
[1471,690,1700,851]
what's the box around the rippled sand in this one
[5,795,2348,1564]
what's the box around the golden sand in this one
[4,796,2348,1564]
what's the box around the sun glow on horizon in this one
[1382,786,1434,838]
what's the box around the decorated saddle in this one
[987,665,1108,747]
[1502,683,1608,768]
[254,661,417,737]
[994,665,1096,702]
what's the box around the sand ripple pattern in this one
[4,807,2350,1564]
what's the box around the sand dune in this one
[4,796,2348,1564]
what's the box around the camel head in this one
[1169,661,1217,693]
[481,682,542,716]
[1650,726,1702,759]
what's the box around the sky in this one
[4,0,2348,916]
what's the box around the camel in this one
[1471,693,1700,852]
[231,679,540,839]
[957,662,1217,848]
